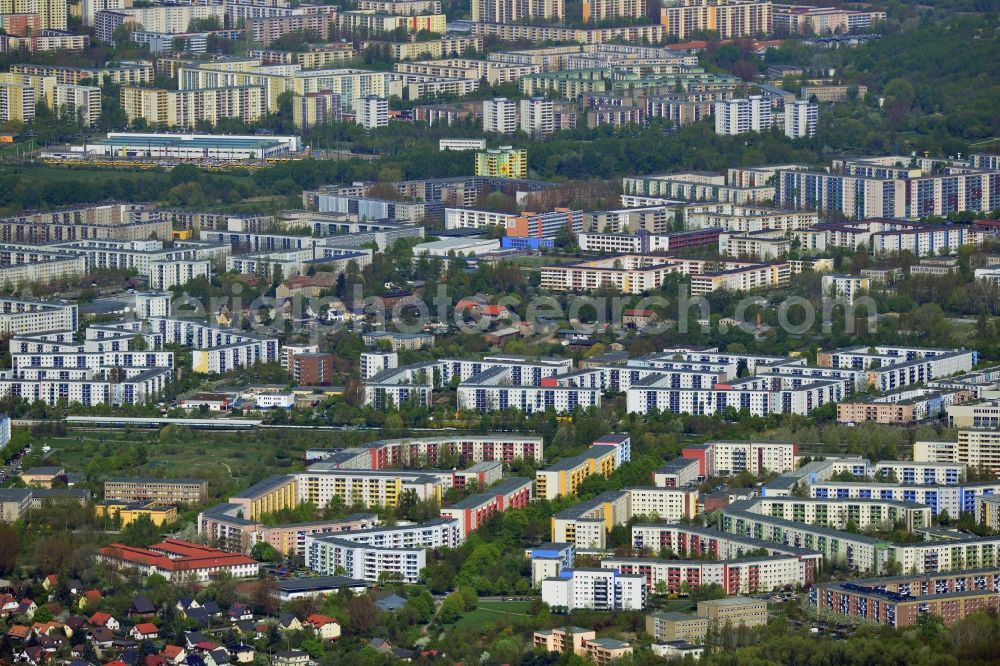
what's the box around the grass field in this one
[0,140,36,158]
[647,598,697,613]
[452,601,535,629]
[26,425,376,501]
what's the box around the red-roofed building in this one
[88,612,120,632]
[131,624,159,640]
[8,625,31,640]
[161,646,186,664]
[96,540,259,582]
[303,615,341,640]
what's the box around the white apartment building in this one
[627,487,700,520]
[809,480,1000,518]
[784,100,817,139]
[714,96,772,135]
[704,441,797,477]
[745,496,931,532]
[541,568,647,611]
[483,97,517,134]
[915,431,1000,476]
[95,5,227,43]
[439,138,486,151]
[551,488,698,549]
[685,204,818,233]
[601,555,807,595]
[626,376,842,418]
[134,292,171,320]
[444,208,516,230]
[0,298,77,336]
[356,95,389,129]
[873,460,964,485]
[304,518,461,583]
[148,317,279,372]
[0,367,171,407]
[821,274,871,304]
[360,351,399,379]
[718,231,790,260]
[652,458,700,488]
[54,84,101,127]
[148,259,211,290]
[520,96,554,137]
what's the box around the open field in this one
[23,426,379,501]
[452,601,534,629]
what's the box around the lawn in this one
[23,425,378,502]
[0,139,36,158]
[648,597,697,613]
[452,601,535,629]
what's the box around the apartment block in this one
[95,5,226,44]
[304,518,461,582]
[541,568,647,611]
[12,61,153,86]
[660,0,772,40]
[472,0,564,23]
[714,96,772,135]
[292,91,342,129]
[357,0,441,13]
[472,21,665,45]
[199,502,376,555]
[653,458,701,488]
[440,477,533,539]
[53,83,101,127]
[681,441,796,477]
[536,445,622,500]
[475,146,527,178]
[552,488,698,548]
[337,10,446,34]
[813,571,1000,628]
[0,297,77,336]
[773,4,885,34]
[0,32,88,51]
[583,0,645,21]
[0,81,35,123]
[603,555,807,595]
[0,0,65,28]
[784,100,817,138]
[356,95,388,129]
[121,86,267,128]
[976,496,1000,531]
[746,496,931,532]
[104,478,208,505]
[292,352,334,386]
[696,597,768,627]
[520,96,554,137]
[915,431,1000,476]
[776,160,1000,220]
[630,524,822,583]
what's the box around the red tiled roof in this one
[8,625,31,639]
[162,646,184,659]
[133,624,158,635]
[305,614,338,627]
[89,612,112,626]
[98,541,255,572]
